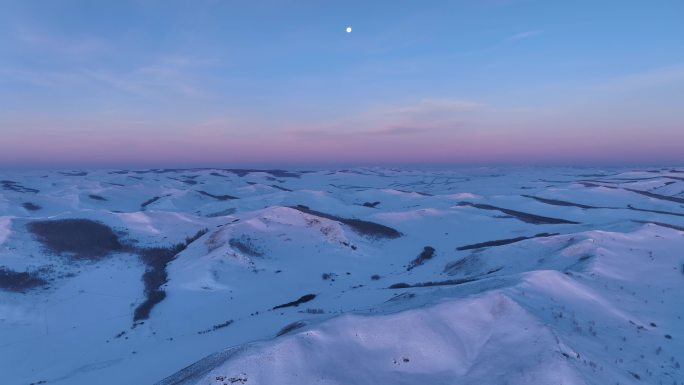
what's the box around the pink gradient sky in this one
[1,1,683,168]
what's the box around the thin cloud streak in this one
[507,30,542,41]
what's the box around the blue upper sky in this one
[1,0,683,167]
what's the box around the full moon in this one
[346,26,352,33]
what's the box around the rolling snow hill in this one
[1,167,683,385]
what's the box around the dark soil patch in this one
[22,202,42,211]
[27,219,124,261]
[457,202,580,225]
[197,191,238,201]
[88,194,107,201]
[276,321,306,336]
[456,232,559,251]
[407,246,435,271]
[273,294,316,310]
[521,195,597,209]
[363,201,380,208]
[290,205,402,239]
[0,268,48,292]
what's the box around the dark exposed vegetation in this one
[290,205,402,239]
[27,219,124,260]
[228,236,263,257]
[456,233,559,251]
[88,194,107,201]
[273,293,316,310]
[457,202,580,225]
[0,268,48,292]
[206,208,237,218]
[197,190,238,201]
[390,268,503,289]
[22,202,42,211]
[363,201,381,208]
[389,276,480,289]
[134,228,208,321]
[197,319,234,335]
[407,246,435,271]
[276,321,306,336]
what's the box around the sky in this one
[0,0,683,168]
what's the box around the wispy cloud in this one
[288,98,481,139]
[507,30,542,41]
[379,99,483,116]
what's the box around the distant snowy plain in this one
[1,167,683,385]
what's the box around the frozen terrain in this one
[1,167,683,385]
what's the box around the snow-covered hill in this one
[1,167,683,385]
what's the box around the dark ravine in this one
[141,196,164,210]
[196,190,238,201]
[632,220,684,232]
[289,205,402,239]
[456,233,559,251]
[457,202,580,225]
[134,228,208,322]
[270,184,293,192]
[521,194,598,209]
[276,321,307,337]
[624,188,684,205]
[1,180,39,193]
[626,205,684,217]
